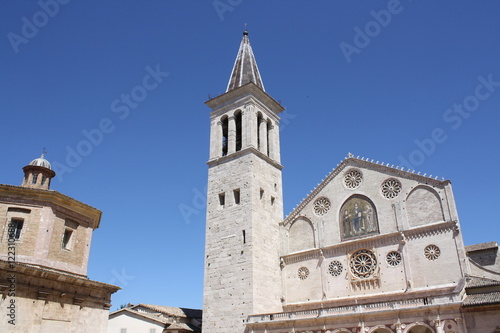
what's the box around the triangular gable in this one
[283,154,449,226]
[108,308,168,326]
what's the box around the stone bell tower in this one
[202,30,285,332]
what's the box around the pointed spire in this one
[226,29,265,92]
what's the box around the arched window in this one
[288,217,315,253]
[266,119,272,157]
[221,116,228,156]
[405,323,434,333]
[406,186,444,227]
[371,328,393,333]
[257,112,262,150]
[235,111,242,151]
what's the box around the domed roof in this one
[28,154,52,170]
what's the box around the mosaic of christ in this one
[340,196,379,240]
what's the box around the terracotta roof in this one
[463,292,500,307]
[226,30,265,92]
[466,276,500,289]
[136,303,202,319]
[110,305,202,332]
[165,322,199,332]
[465,242,498,252]
[110,308,170,325]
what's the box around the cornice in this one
[282,231,404,265]
[207,147,283,170]
[206,82,284,115]
[281,220,457,265]
[404,220,457,240]
[0,259,119,292]
[0,184,101,229]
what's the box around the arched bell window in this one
[221,116,228,156]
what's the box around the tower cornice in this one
[206,82,284,116]
[206,146,283,170]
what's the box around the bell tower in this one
[21,152,55,190]
[203,30,284,332]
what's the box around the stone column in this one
[210,120,222,159]
[434,318,445,333]
[259,117,268,156]
[268,123,277,161]
[243,105,257,149]
[228,116,236,155]
[273,120,281,163]
[455,318,467,333]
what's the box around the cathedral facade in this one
[202,31,500,333]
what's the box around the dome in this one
[28,154,52,170]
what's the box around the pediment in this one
[283,154,449,226]
[280,154,455,255]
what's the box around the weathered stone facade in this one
[0,155,119,332]
[203,79,285,331]
[203,31,500,333]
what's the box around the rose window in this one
[298,267,310,280]
[349,249,377,278]
[328,261,343,277]
[424,245,441,260]
[386,251,402,267]
[313,197,331,216]
[344,169,362,189]
[381,179,402,199]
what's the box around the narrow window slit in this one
[234,189,240,205]
[219,193,225,208]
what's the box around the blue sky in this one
[2,1,499,311]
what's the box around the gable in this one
[108,310,166,331]
[281,156,453,252]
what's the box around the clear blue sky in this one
[2,1,499,311]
